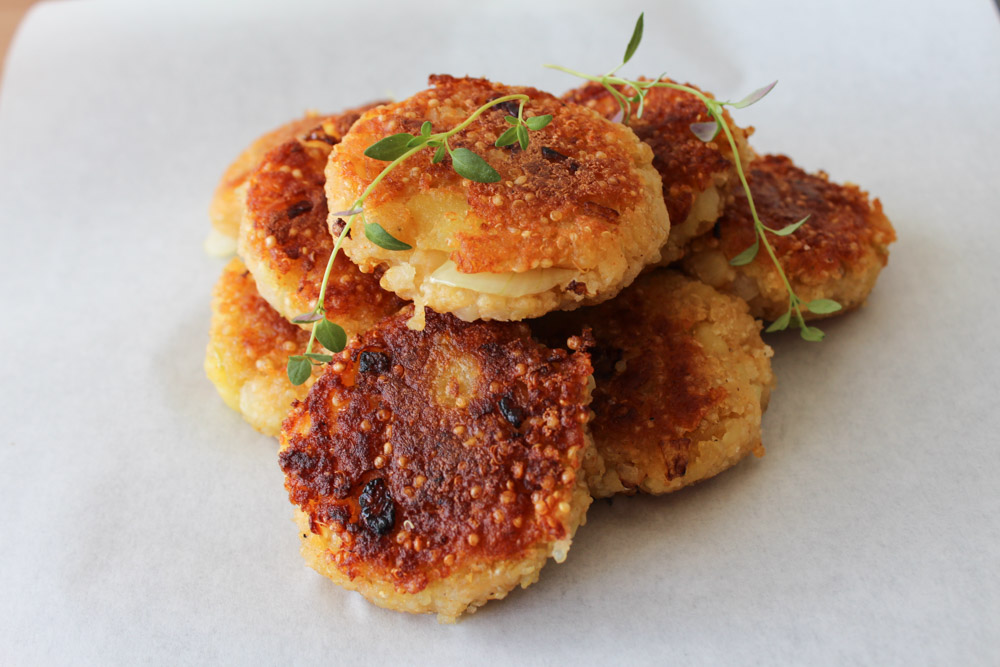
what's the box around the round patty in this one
[680,153,897,321]
[237,112,405,337]
[326,75,669,327]
[209,107,377,239]
[279,308,595,622]
[205,258,315,437]
[533,270,775,497]
[563,78,752,265]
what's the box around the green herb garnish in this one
[547,13,839,340]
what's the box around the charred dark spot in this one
[566,280,588,295]
[278,448,316,474]
[497,395,524,428]
[286,200,313,219]
[580,201,620,221]
[662,440,692,480]
[321,503,350,525]
[359,478,395,537]
[541,146,568,161]
[331,473,352,499]
[303,127,338,145]
[315,472,333,496]
[468,402,491,419]
[541,147,580,173]
[590,345,623,382]
[330,218,346,235]
[492,99,521,117]
[358,350,391,375]
[478,341,503,356]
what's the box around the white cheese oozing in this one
[428,260,577,298]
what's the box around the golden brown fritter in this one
[238,118,406,336]
[533,271,774,497]
[326,75,668,327]
[279,307,595,621]
[209,104,381,239]
[680,154,897,321]
[205,258,315,437]
[563,78,753,265]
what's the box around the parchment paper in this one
[1,0,998,664]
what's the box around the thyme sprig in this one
[287,93,549,385]
[546,13,841,340]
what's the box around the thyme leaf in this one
[451,147,501,183]
[622,13,644,66]
[806,299,843,315]
[287,356,312,385]
[364,133,416,161]
[314,319,347,353]
[364,222,412,250]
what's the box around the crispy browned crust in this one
[204,258,313,436]
[563,78,751,262]
[533,271,775,497]
[329,75,659,274]
[240,115,406,331]
[681,154,897,320]
[212,258,310,367]
[209,103,383,238]
[279,308,593,595]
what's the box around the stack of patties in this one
[205,75,894,622]
[206,104,405,437]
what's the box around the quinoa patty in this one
[680,153,896,321]
[563,78,752,265]
[237,110,404,336]
[279,308,595,621]
[534,270,774,497]
[205,258,315,437]
[326,75,668,327]
[210,106,378,239]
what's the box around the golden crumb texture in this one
[534,270,775,497]
[237,105,405,334]
[205,258,316,437]
[681,153,897,321]
[564,78,753,265]
[326,75,669,324]
[279,308,595,621]
[210,103,382,237]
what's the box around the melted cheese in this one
[428,260,577,298]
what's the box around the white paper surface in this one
[1,0,998,664]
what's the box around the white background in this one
[1,0,998,664]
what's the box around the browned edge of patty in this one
[533,270,775,496]
[241,105,406,326]
[682,153,897,320]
